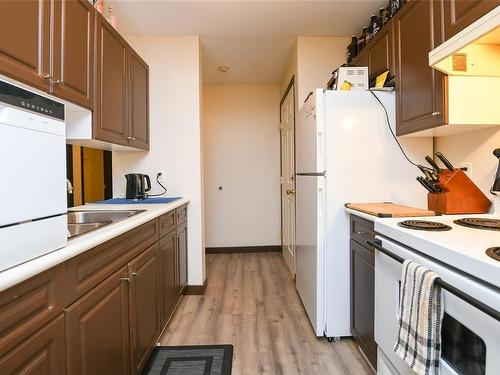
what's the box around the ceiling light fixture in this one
[218,65,230,73]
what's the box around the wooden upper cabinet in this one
[443,0,500,40]
[0,315,66,375]
[129,243,161,374]
[66,266,131,375]
[128,50,150,150]
[94,13,128,146]
[394,0,445,136]
[0,0,50,91]
[368,21,394,80]
[52,0,94,109]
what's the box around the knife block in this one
[428,169,492,214]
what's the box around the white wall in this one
[112,36,205,286]
[434,128,500,200]
[203,84,281,248]
[296,37,349,106]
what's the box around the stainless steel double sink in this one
[67,210,145,239]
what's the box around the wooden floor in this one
[160,252,372,375]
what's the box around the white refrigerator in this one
[295,89,432,338]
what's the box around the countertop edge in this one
[344,207,378,222]
[0,197,190,292]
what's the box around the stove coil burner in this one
[398,220,452,231]
[453,218,500,231]
[486,247,500,262]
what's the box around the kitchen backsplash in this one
[434,128,500,201]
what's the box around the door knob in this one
[286,189,295,195]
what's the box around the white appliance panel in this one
[0,112,67,225]
[295,174,325,335]
[323,91,432,338]
[296,89,432,339]
[375,237,500,375]
[296,89,325,174]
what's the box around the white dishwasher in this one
[0,79,67,271]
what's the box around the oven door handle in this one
[367,240,500,322]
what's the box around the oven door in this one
[374,237,500,375]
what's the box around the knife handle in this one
[425,156,441,174]
[435,152,454,171]
[417,177,433,193]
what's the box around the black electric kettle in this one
[125,173,151,200]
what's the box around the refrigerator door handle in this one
[318,186,324,218]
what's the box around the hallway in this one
[160,253,372,375]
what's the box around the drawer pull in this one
[356,231,369,236]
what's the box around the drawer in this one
[350,215,376,248]
[0,264,65,357]
[176,205,188,224]
[65,218,159,303]
[159,210,176,238]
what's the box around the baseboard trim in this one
[205,245,281,254]
[184,278,208,295]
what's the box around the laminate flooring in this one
[159,252,372,375]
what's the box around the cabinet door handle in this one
[126,136,136,141]
[53,79,61,84]
[41,74,50,80]
[131,272,139,277]
[431,111,441,116]
[356,231,369,236]
[119,277,130,282]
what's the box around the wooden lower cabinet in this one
[0,315,66,375]
[176,220,188,294]
[129,243,161,374]
[350,215,377,369]
[160,231,178,326]
[0,208,188,375]
[65,266,131,375]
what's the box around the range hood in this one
[429,6,500,76]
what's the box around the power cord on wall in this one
[145,172,167,198]
[369,89,433,173]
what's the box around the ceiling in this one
[109,0,387,84]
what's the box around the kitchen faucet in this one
[66,179,74,195]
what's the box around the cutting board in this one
[345,203,437,218]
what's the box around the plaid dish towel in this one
[394,260,444,375]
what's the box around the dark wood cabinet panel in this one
[160,232,178,327]
[129,243,161,374]
[52,0,94,109]
[93,13,128,146]
[394,0,445,135]
[350,239,376,369]
[0,264,65,357]
[368,21,394,80]
[66,219,159,303]
[0,0,50,91]
[159,210,176,238]
[176,220,188,294]
[176,204,188,225]
[66,266,130,375]
[0,315,66,375]
[127,50,149,150]
[443,0,500,40]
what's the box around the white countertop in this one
[344,207,378,222]
[0,197,190,292]
[375,214,500,287]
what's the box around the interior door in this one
[280,85,296,276]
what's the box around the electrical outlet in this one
[157,170,166,183]
[461,162,472,176]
